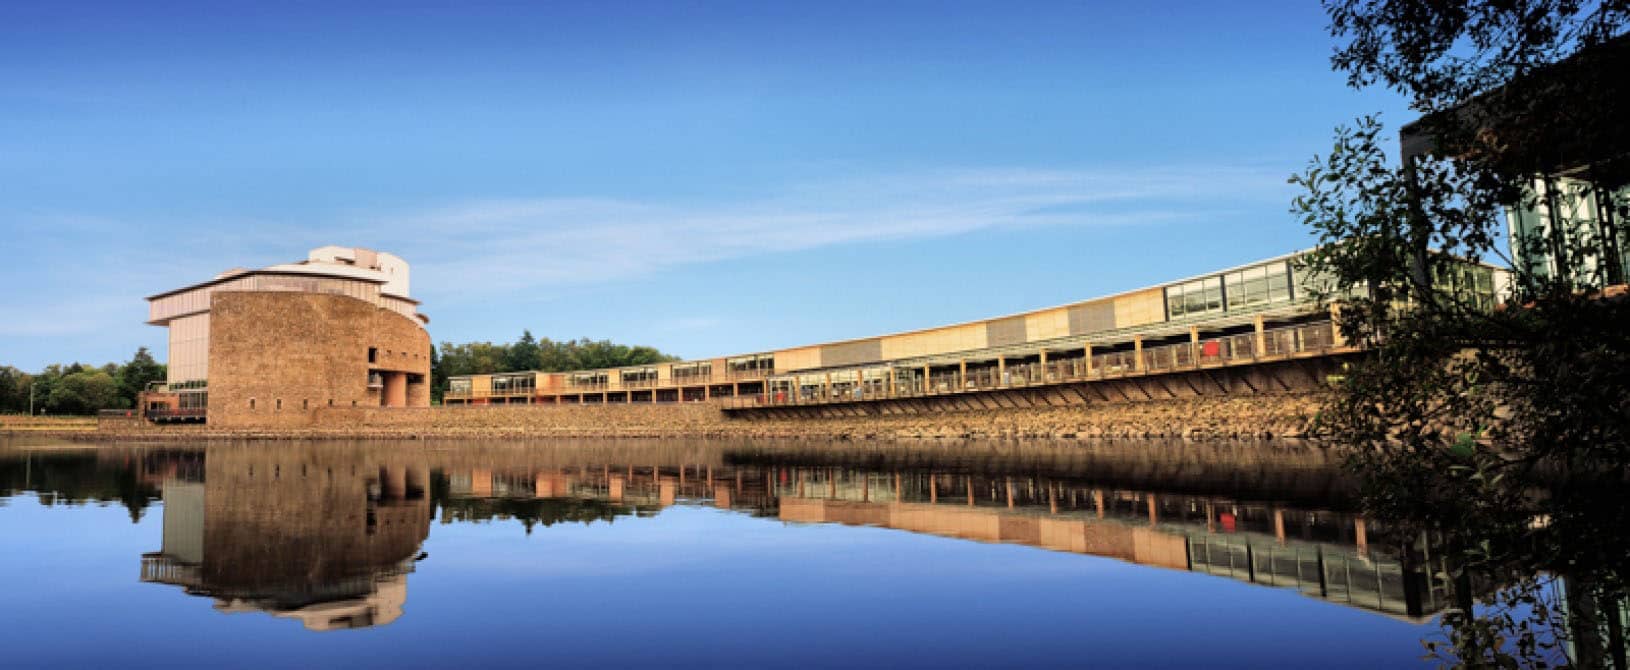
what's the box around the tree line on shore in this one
[0,347,167,416]
[431,330,678,401]
[0,333,677,412]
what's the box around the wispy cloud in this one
[0,163,1289,342]
[359,165,1290,300]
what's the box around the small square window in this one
[368,347,378,363]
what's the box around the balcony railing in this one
[723,320,1346,410]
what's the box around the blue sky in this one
[0,1,1411,371]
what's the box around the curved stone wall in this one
[207,291,431,428]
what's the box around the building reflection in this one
[140,448,430,632]
[110,439,1449,630]
[425,444,1447,622]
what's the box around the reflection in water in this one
[138,449,430,631]
[1,439,1450,633]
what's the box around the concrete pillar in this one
[1084,342,1093,376]
[1133,336,1144,372]
[1189,326,1200,366]
[1093,489,1105,518]
[1354,515,1369,558]
[894,473,902,500]
[1147,494,1159,527]
[1274,507,1287,545]
[383,372,407,407]
[659,477,676,506]
[408,468,429,498]
[966,476,975,507]
[1254,314,1266,357]
[1048,484,1058,514]
[959,359,967,389]
[609,475,625,502]
[382,466,407,499]
[888,369,896,398]
[1006,478,1014,508]
[922,365,931,393]
[703,385,710,400]
[471,469,492,497]
[997,357,1006,386]
[823,373,831,401]
[1205,501,1216,533]
[930,475,938,503]
[1329,303,1347,348]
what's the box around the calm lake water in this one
[0,437,1446,668]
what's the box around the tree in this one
[1298,2,1629,666]
[505,330,542,372]
[116,347,166,407]
[0,366,25,413]
[46,370,121,414]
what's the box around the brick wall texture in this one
[207,291,431,428]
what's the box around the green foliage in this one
[116,347,165,403]
[432,332,680,386]
[1304,2,1630,666]
[48,370,121,414]
[0,348,168,415]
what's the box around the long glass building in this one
[445,250,1501,407]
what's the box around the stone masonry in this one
[208,291,431,429]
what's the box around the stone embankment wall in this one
[79,392,1327,441]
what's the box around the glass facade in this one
[1165,276,1224,319]
[1223,261,1293,311]
[621,368,658,386]
[726,354,774,377]
[1507,177,1630,286]
[671,362,711,383]
[491,373,534,395]
[569,372,608,388]
[1433,262,1500,312]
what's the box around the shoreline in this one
[5,392,1330,444]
